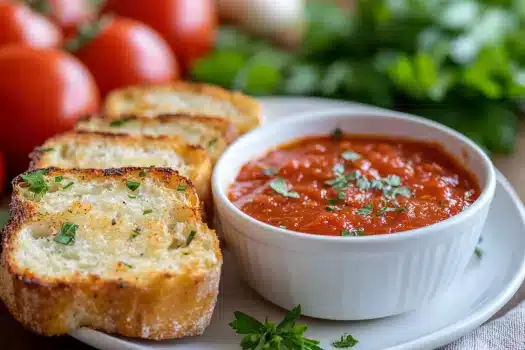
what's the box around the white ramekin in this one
[212,108,496,320]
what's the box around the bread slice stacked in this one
[104,82,261,134]
[29,131,212,202]
[0,82,261,339]
[76,114,238,162]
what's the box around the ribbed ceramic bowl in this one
[212,108,496,320]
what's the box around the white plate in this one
[72,98,525,350]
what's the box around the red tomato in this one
[0,46,100,177]
[103,0,216,70]
[72,17,178,97]
[48,0,96,35]
[0,2,61,48]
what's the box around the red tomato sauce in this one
[228,134,481,236]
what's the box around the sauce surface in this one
[228,134,480,236]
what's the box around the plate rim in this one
[71,97,525,350]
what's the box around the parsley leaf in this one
[337,191,346,200]
[325,205,336,211]
[63,182,74,190]
[342,151,361,161]
[139,166,154,177]
[269,177,300,198]
[128,194,137,199]
[122,261,133,268]
[263,168,279,176]
[230,305,321,350]
[21,170,49,197]
[331,127,343,140]
[39,147,54,153]
[54,222,78,245]
[474,247,483,259]
[207,138,218,148]
[377,206,406,216]
[126,180,141,192]
[109,116,136,127]
[332,333,359,348]
[130,228,141,240]
[143,209,153,215]
[177,185,187,191]
[357,203,374,215]
[186,230,197,246]
[54,176,63,183]
[341,228,364,236]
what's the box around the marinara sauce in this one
[228,133,480,236]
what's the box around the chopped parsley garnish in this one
[109,116,135,127]
[377,206,406,215]
[143,209,153,215]
[342,151,361,161]
[357,203,374,215]
[356,176,370,190]
[128,194,137,199]
[337,191,347,200]
[230,305,320,350]
[177,185,187,191]
[331,127,343,140]
[63,182,74,190]
[332,333,359,348]
[126,180,140,192]
[186,230,197,246]
[474,247,483,259]
[54,176,63,183]
[325,205,336,211]
[269,177,300,198]
[21,170,49,197]
[139,166,154,177]
[207,138,218,148]
[122,261,133,268]
[263,168,278,176]
[341,228,364,236]
[39,147,54,152]
[54,222,78,245]
[327,199,337,205]
[385,186,411,198]
[130,228,141,240]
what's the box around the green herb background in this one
[191,0,525,154]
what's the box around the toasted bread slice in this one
[104,82,261,134]
[0,168,222,339]
[76,114,238,161]
[29,132,212,202]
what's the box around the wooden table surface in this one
[2,124,525,350]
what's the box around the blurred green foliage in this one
[191,0,525,154]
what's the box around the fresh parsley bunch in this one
[192,0,525,154]
[230,305,322,350]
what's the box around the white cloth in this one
[440,301,525,349]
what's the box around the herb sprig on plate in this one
[230,305,322,350]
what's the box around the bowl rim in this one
[212,107,497,244]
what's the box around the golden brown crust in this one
[103,82,261,133]
[1,168,222,339]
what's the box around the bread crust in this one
[0,168,222,339]
[76,113,239,146]
[103,82,261,133]
[28,131,213,205]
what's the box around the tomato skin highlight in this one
[48,0,96,35]
[0,2,62,48]
[73,17,179,97]
[103,0,216,71]
[0,46,100,177]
